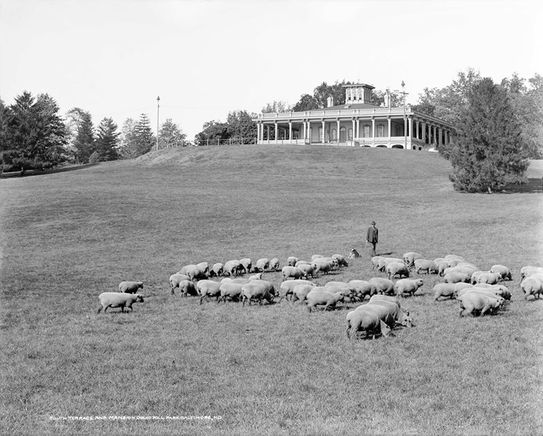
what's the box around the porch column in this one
[371,118,375,145]
[336,119,340,144]
[436,126,441,146]
[415,120,419,139]
[289,122,292,142]
[357,119,360,139]
[303,121,306,141]
[387,117,391,147]
[408,117,413,150]
[352,119,356,145]
[421,122,426,143]
[274,122,278,142]
[257,123,261,143]
[321,120,325,143]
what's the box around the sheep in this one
[217,280,246,303]
[444,263,479,277]
[332,254,348,268]
[443,271,471,284]
[223,259,243,276]
[520,276,543,300]
[323,281,355,301]
[346,305,390,339]
[312,258,334,275]
[385,261,410,280]
[209,263,224,278]
[489,264,512,281]
[376,257,404,272]
[471,284,512,300]
[348,279,375,301]
[97,292,144,313]
[177,279,198,297]
[268,257,281,271]
[368,277,395,296]
[239,258,252,274]
[254,258,270,272]
[434,259,450,276]
[249,273,263,280]
[311,254,325,261]
[297,262,317,278]
[282,266,304,280]
[306,288,344,312]
[414,259,437,275]
[520,266,543,281]
[394,278,424,297]
[198,280,222,304]
[291,283,315,303]
[403,252,423,267]
[196,262,210,276]
[241,280,276,306]
[287,256,298,266]
[444,254,465,264]
[367,295,414,327]
[169,274,190,294]
[371,256,384,270]
[279,279,315,302]
[179,264,207,281]
[433,283,458,301]
[457,291,504,316]
[118,281,143,294]
[471,271,500,285]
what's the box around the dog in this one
[348,248,360,259]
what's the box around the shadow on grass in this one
[0,163,98,178]
[502,177,543,193]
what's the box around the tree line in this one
[0,91,187,174]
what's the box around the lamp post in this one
[400,81,408,150]
[156,96,160,151]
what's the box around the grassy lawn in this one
[1,144,542,435]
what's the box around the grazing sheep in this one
[434,259,451,276]
[345,305,389,339]
[368,277,395,296]
[367,296,414,327]
[223,260,243,277]
[291,284,315,303]
[119,281,143,294]
[414,259,437,275]
[196,262,210,276]
[179,264,207,281]
[177,279,198,297]
[279,279,315,302]
[471,284,512,300]
[332,254,348,268]
[312,258,334,275]
[324,282,355,300]
[520,266,543,281]
[198,280,222,304]
[297,262,317,278]
[209,263,224,277]
[241,280,276,306]
[433,283,458,301]
[444,263,479,277]
[348,280,375,301]
[520,276,543,300]
[457,291,504,317]
[249,273,263,280]
[471,271,500,285]
[239,258,252,275]
[169,274,190,294]
[306,288,344,312]
[268,257,281,271]
[217,280,246,303]
[394,278,424,297]
[376,257,404,272]
[443,271,471,284]
[386,261,410,280]
[489,264,512,281]
[97,292,144,313]
[371,256,384,270]
[282,266,304,280]
[403,252,423,267]
[287,256,299,267]
[254,258,270,272]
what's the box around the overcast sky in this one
[1,0,542,139]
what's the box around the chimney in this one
[327,95,334,108]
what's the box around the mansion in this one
[253,83,453,150]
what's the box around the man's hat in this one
[371,221,376,225]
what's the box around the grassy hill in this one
[1,145,542,435]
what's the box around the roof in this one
[342,83,375,89]
[326,103,380,110]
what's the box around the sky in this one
[1,0,542,139]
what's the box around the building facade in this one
[253,83,453,150]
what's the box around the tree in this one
[292,94,319,111]
[448,78,529,193]
[194,120,229,145]
[313,81,350,108]
[118,114,155,158]
[158,119,186,148]
[73,110,95,163]
[94,117,120,161]
[2,92,67,173]
[261,101,291,113]
[226,110,256,143]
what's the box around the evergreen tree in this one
[3,92,67,173]
[117,114,154,158]
[194,121,229,145]
[226,111,256,143]
[449,78,529,193]
[95,117,120,161]
[73,110,95,163]
[158,119,186,148]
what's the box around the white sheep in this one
[118,281,143,294]
[385,261,409,279]
[403,252,423,267]
[394,278,424,297]
[291,283,315,303]
[287,256,299,266]
[239,258,252,274]
[306,288,344,312]
[521,276,543,300]
[209,263,224,277]
[97,292,144,313]
[279,279,315,302]
[471,271,500,285]
[176,280,198,297]
[282,266,304,280]
[254,258,270,272]
[348,279,375,301]
[414,259,437,275]
[198,280,222,304]
[368,277,395,296]
[268,257,281,271]
[332,254,348,267]
[433,283,458,301]
[169,274,190,294]
[489,264,512,281]
[443,271,471,284]
[223,259,243,276]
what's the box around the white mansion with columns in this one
[253,83,453,150]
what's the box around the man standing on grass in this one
[366,220,378,257]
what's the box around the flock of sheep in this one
[96,252,543,340]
